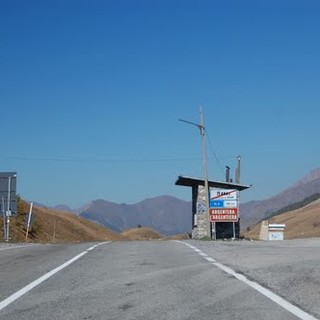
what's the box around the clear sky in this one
[1,0,320,208]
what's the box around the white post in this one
[25,202,33,242]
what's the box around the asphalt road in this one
[0,240,319,320]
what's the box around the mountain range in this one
[79,195,192,236]
[240,168,320,229]
[49,168,320,236]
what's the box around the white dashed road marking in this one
[179,241,318,320]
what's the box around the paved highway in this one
[0,240,319,319]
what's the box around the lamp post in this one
[179,106,212,239]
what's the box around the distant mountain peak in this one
[292,168,320,188]
[54,204,73,212]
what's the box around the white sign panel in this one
[269,232,284,241]
[223,200,238,208]
[210,189,238,201]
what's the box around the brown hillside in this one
[244,199,320,240]
[165,234,191,240]
[0,199,127,242]
[122,227,164,240]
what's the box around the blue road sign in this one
[210,200,224,208]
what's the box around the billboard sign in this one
[0,172,17,216]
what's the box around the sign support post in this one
[2,197,6,241]
[5,176,11,242]
[0,173,17,242]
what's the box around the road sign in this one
[6,210,12,217]
[209,208,239,222]
[223,200,238,208]
[210,199,238,208]
[210,200,224,208]
[0,172,17,215]
[209,189,240,222]
[210,189,238,201]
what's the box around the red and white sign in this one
[210,189,238,201]
[209,208,239,222]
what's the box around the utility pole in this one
[199,107,212,239]
[179,106,212,239]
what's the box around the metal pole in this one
[225,166,236,240]
[236,155,241,184]
[6,176,11,242]
[234,155,241,239]
[2,197,6,240]
[232,220,236,240]
[199,106,212,239]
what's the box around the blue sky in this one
[1,0,320,208]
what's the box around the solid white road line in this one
[182,242,318,320]
[0,241,110,311]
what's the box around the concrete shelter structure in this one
[175,176,250,239]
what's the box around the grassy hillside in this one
[121,227,164,240]
[244,198,320,240]
[0,199,128,242]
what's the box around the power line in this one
[2,155,205,164]
[205,128,226,177]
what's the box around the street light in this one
[179,106,213,239]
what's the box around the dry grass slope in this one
[122,227,164,240]
[0,199,128,242]
[164,234,190,240]
[244,199,320,240]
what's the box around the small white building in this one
[259,221,286,240]
[268,224,286,240]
